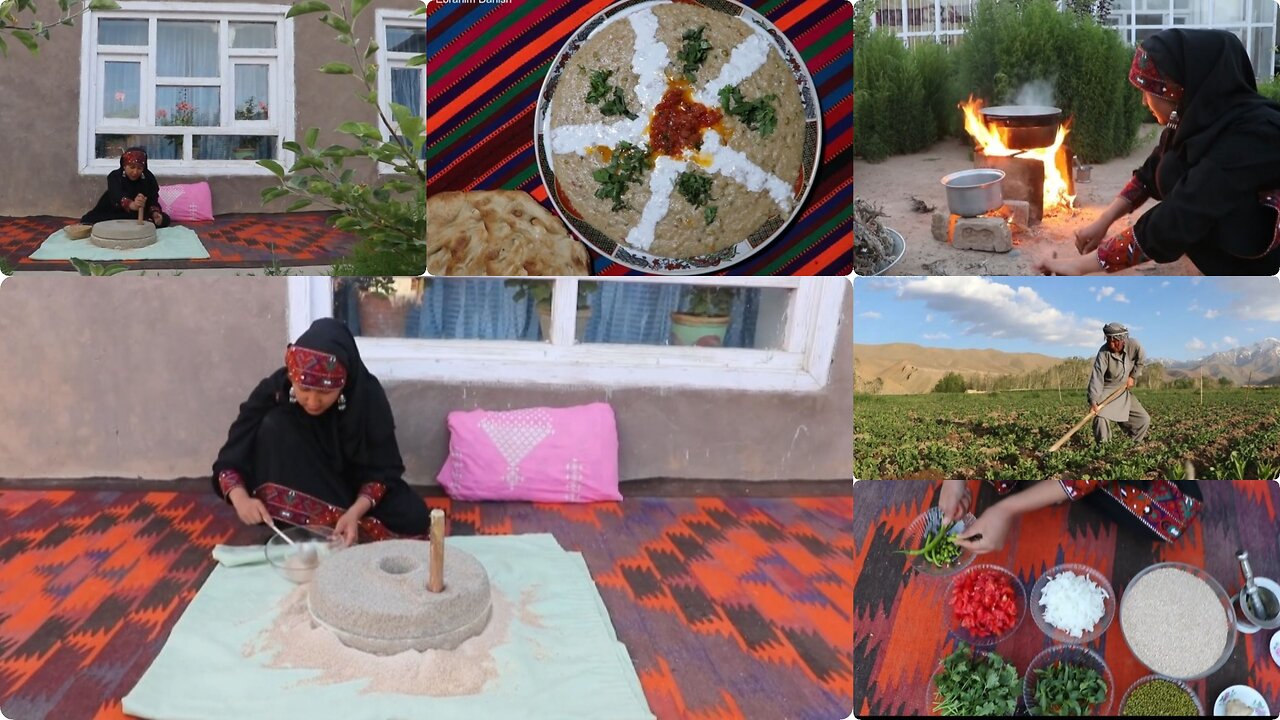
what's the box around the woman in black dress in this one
[212,318,430,544]
[1036,29,1280,276]
[81,147,172,228]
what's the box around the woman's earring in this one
[288,387,297,404]
[338,394,347,412]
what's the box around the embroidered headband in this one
[1128,47,1183,103]
[121,149,147,170]
[285,345,347,390]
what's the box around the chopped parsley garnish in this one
[592,141,651,212]
[676,170,718,225]
[718,84,778,136]
[677,26,712,82]
[585,69,638,120]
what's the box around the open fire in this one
[960,96,1075,215]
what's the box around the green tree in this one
[258,0,426,277]
[0,0,119,56]
[933,372,968,393]
[1218,376,1234,388]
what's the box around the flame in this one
[960,96,1075,212]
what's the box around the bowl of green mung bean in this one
[1119,675,1203,716]
[901,508,977,578]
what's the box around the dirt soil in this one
[855,128,1201,276]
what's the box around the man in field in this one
[1088,322,1149,443]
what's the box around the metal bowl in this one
[941,168,1006,217]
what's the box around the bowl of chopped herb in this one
[534,0,821,274]
[1023,644,1113,716]
[926,642,1022,716]
[1119,675,1202,716]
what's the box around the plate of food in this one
[534,0,821,274]
[1214,685,1269,717]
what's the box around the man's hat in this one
[1103,322,1129,337]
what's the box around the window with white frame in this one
[80,3,296,174]
[287,277,847,393]
[376,9,426,167]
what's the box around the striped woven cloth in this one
[426,0,852,276]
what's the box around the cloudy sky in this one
[853,276,1280,361]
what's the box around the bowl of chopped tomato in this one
[946,564,1027,646]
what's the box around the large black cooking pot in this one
[979,106,1062,150]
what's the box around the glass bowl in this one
[902,508,978,578]
[946,564,1027,646]
[1030,563,1116,644]
[1118,561,1236,681]
[264,524,343,584]
[925,644,1021,716]
[1118,675,1203,716]
[1022,644,1114,716]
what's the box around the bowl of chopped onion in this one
[1030,563,1115,645]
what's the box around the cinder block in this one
[931,213,948,243]
[1005,200,1030,228]
[952,217,1012,253]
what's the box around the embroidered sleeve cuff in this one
[119,197,133,210]
[1118,176,1149,210]
[358,482,387,508]
[984,480,1018,495]
[217,469,245,501]
[1097,226,1149,272]
[1057,479,1101,500]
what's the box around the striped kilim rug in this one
[0,488,852,719]
[852,480,1280,716]
[426,0,853,276]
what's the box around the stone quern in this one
[90,219,157,250]
[309,539,493,655]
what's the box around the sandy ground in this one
[856,128,1201,276]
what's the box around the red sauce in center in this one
[649,80,723,157]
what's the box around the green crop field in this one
[854,388,1280,481]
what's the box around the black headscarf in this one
[212,318,405,491]
[1142,29,1280,168]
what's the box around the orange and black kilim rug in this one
[853,480,1280,716]
[0,212,360,271]
[0,485,852,719]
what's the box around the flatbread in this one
[426,190,590,276]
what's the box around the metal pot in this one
[980,105,1062,150]
[941,168,1006,217]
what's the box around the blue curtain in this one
[337,280,759,347]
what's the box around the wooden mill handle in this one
[1048,384,1130,453]
[428,509,445,593]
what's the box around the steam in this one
[1012,80,1057,107]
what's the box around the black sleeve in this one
[105,170,130,210]
[211,371,285,495]
[344,376,406,485]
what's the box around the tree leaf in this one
[257,159,286,178]
[260,187,292,203]
[87,0,120,9]
[282,140,303,154]
[364,40,379,59]
[285,1,330,19]
[406,54,426,68]
[352,0,372,19]
[304,127,319,149]
[319,62,353,75]
[11,30,38,54]
[285,199,312,212]
[321,13,351,34]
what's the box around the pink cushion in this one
[157,182,214,222]
[438,403,621,503]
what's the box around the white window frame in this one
[79,2,297,176]
[287,277,847,394]
[375,9,426,174]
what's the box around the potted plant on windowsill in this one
[506,280,596,342]
[670,286,738,346]
[353,277,413,337]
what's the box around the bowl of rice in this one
[1118,561,1236,681]
[1030,563,1115,644]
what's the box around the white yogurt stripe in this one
[627,8,670,111]
[626,155,685,252]
[694,33,772,106]
[701,129,793,212]
[549,116,648,156]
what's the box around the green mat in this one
[28,225,209,261]
[123,534,653,720]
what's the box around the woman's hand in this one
[150,210,163,225]
[230,494,272,526]
[1074,219,1111,254]
[952,505,1014,554]
[334,497,373,546]
[938,480,971,522]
